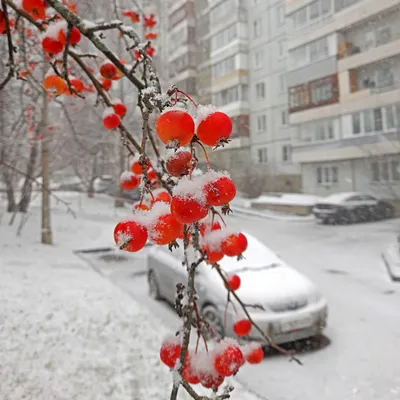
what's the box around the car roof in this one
[321,192,365,203]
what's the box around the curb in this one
[382,246,400,282]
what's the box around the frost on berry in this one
[195,104,217,128]
[160,334,182,369]
[172,175,207,206]
[192,351,224,389]
[241,342,264,364]
[213,338,245,377]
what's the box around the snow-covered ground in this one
[250,193,321,206]
[0,192,262,400]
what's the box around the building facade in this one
[248,0,301,192]
[286,0,400,197]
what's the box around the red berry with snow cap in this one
[166,150,192,177]
[204,174,236,206]
[226,274,241,291]
[131,157,150,175]
[182,354,200,384]
[153,190,172,204]
[160,336,181,368]
[221,232,248,257]
[120,171,139,191]
[113,101,127,118]
[202,245,224,264]
[42,36,64,54]
[214,340,245,377]
[58,26,81,45]
[196,106,232,147]
[103,108,120,130]
[233,319,252,337]
[156,109,195,147]
[242,343,264,364]
[199,220,221,237]
[113,221,147,252]
[151,213,182,245]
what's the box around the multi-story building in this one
[287,0,400,197]
[166,0,197,97]
[207,0,251,176]
[248,0,301,192]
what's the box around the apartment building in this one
[286,0,400,197]
[206,0,251,175]
[248,0,301,191]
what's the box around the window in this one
[385,106,396,129]
[371,159,400,181]
[363,110,373,133]
[253,18,262,38]
[212,55,236,79]
[373,108,383,131]
[210,0,235,24]
[280,75,286,92]
[281,110,287,125]
[293,8,307,29]
[276,5,285,26]
[309,37,328,62]
[257,148,268,164]
[282,145,292,162]
[253,49,264,69]
[211,23,237,51]
[311,79,333,103]
[315,120,334,140]
[278,40,286,58]
[257,115,266,132]
[321,0,331,14]
[255,82,265,100]
[317,165,339,185]
[212,85,245,107]
[310,1,320,20]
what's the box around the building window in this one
[212,55,236,79]
[282,145,292,162]
[310,1,320,20]
[281,110,287,125]
[317,165,339,185]
[352,113,361,134]
[255,82,265,100]
[385,106,396,129]
[213,85,244,106]
[276,5,285,26]
[257,115,266,132]
[253,18,262,38]
[371,159,400,182]
[257,148,268,164]
[280,75,286,92]
[253,49,264,69]
[211,23,237,51]
[315,119,334,140]
[278,40,286,58]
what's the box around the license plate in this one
[281,317,313,332]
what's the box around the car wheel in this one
[383,206,394,219]
[148,270,162,300]
[345,210,357,224]
[201,304,225,340]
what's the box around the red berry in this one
[99,77,112,91]
[153,190,172,204]
[160,337,181,368]
[214,343,244,377]
[43,75,67,96]
[243,343,264,364]
[42,36,64,54]
[226,274,241,291]
[204,176,236,206]
[58,26,81,45]
[113,221,147,252]
[221,233,248,257]
[199,220,221,237]
[113,102,127,118]
[202,245,224,264]
[147,169,157,182]
[133,202,149,212]
[198,371,224,389]
[166,150,192,177]
[197,110,232,147]
[120,172,139,191]
[22,0,46,19]
[233,319,252,337]
[156,110,195,147]
[131,158,150,175]
[182,354,200,384]
[171,196,208,224]
[103,109,120,130]
[150,214,182,245]
[100,62,117,79]
[70,77,84,92]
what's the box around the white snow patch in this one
[240,342,262,358]
[142,87,155,95]
[202,227,239,251]
[161,105,187,115]
[111,98,122,105]
[172,176,207,205]
[251,193,321,207]
[201,169,230,187]
[195,104,217,127]
[103,107,117,118]
[120,171,134,182]
[43,20,67,40]
[81,19,97,29]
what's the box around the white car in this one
[147,233,328,345]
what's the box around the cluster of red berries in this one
[102,99,127,130]
[160,337,264,389]
[42,20,81,55]
[156,105,232,148]
[119,157,156,193]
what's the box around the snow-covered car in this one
[312,192,395,224]
[146,233,328,345]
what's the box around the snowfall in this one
[2,191,400,400]
[0,192,261,400]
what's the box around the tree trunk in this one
[2,170,16,212]
[18,142,38,212]
[41,54,52,245]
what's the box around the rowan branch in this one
[0,0,16,91]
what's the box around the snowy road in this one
[87,214,400,400]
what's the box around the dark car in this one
[312,192,395,224]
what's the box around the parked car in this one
[312,192,395,224]
[147,233,328,345]
[93,175,140,201]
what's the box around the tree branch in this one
[0,0,16,91]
